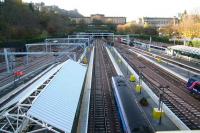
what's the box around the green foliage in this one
[143,26,157,35]
[117,22,158,36]
[92,19,103,25]
[130,34,183,45]
[192,40,200,48]
[0,1,78,46]
[186,40,200,48]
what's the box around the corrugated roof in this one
[27,59,87,133]
[169,45,200,56]
[0,64,63,112]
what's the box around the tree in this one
[117,22,157,35]
[0,1,81,44]
[143,24,157,35]
[159,24,177,37]
[178,15,200,38]
[92,19,103,25]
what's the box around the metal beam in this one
[0,52,76,56]
[4,48,10,73]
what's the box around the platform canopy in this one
[27,59,87,133]
[168,45,200,56]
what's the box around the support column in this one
[4,48,10,73]
[74,53,76,61]
[26,46,29,65]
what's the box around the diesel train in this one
[111,76,154,133]
[187,75,200,95]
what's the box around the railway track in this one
[0,63,59,109]
[0,46,83,87]
[88,39,122,133]
[0,46,83,109]
[0,55,55,87]
[115,43,200,129]
[0,48,83,105]
[131,46,200,74]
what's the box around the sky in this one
[23,0,200,21]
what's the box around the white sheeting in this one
[0,64,63,112]
[28,59,87,133]
[169,45,200,55]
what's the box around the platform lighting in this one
[138,65,145,94]
[187,71,191,79]
[125,54,130,77]
[53,50,59,63]
[158,85,169,124]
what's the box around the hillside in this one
[0,1,82,46]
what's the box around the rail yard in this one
[0,33,199,133]
[115,42,200,129]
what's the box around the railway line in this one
[88,39,122,133]
[115,43,200,129]
[0,46,83,87]
[0,35,199,132]
[131,46,200,74]
[0,63,59,109]
[0,46,83,110]
[0,55,55,87]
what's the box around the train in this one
[111,76,154,133]
[187,75,200,95]
[117,37,134,46]
[149,45,166,51]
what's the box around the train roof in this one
[191,75,200,81]
[112,76,154,133]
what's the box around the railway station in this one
[0,33,200,133]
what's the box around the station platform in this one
[156,131,200,133]
[76,47,94,133]
[134,45,200,70]
[161,54,200,70]
[129,48,198,82]
[107,46,189,131]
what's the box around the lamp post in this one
[126,57,129,77]
[158,85,169,125]
[172,32,176,45]
[53,50,59,63]
[187,71,191,79]
[138,65,145,94]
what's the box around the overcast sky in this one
[23,0,200,21]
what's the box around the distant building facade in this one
[33,3,58,13]
[71,14,126,25]
[138,17,179,28]
[3,0,22,3]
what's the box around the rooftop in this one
[168,45,200,56]
[27,59,87,132]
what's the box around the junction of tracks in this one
[0,33,200,133]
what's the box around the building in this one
[71,14,126,25]
[3,0,22,3]
[33,3,58,13]
[138,17,179,28]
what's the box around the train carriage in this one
[187,75,200,95]
[112,76,154,133]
